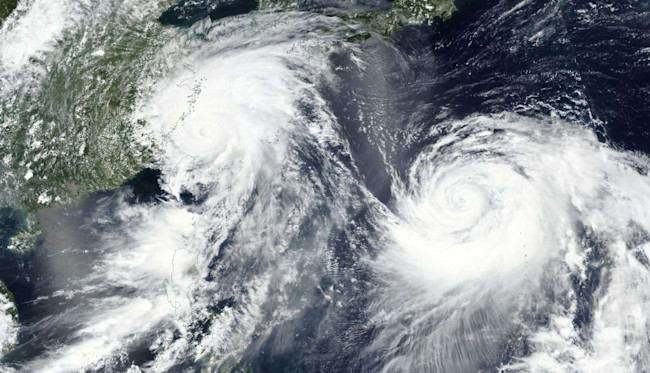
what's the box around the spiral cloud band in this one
[370,114,650,372]
[1,0,649,370]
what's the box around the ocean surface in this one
[0,0,649,371]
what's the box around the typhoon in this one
[0,0,649,372]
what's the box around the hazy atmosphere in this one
[1,0,649,371]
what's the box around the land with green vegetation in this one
[0,0,18,24]
[262,0,458,40]
[343,0,457,39]
[0,282,17,321]
[0,0,460,360]
[0,0,458,253]
[0,3,166,252]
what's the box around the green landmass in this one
[0,5,168,251]
[0,0,458,253]
[257,0,457,39]
[0,0,18,24]
[342,0,457,39]
[0,282,17,321]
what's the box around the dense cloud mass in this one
[0,0,649,371]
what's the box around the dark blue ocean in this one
[1,0,649,371]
